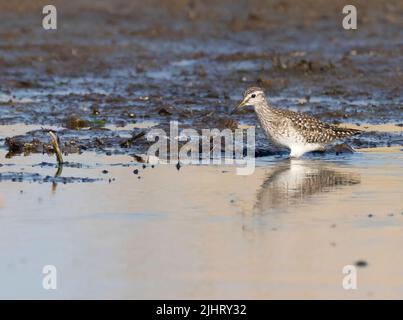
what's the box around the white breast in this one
[262,123,323,158]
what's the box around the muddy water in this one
[0,149,401,299]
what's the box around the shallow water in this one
[0,150,402,299]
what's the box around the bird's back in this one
[271,107,361,144]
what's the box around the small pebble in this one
[355,260,368,268]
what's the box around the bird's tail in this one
[331,126,362,138]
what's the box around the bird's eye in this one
[251,94,256,98]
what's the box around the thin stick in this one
[48,131,64,165]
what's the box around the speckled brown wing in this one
[276,108,361,144]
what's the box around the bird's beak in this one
[231,100,247,115]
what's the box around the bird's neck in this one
[254,101,275,118]
[253,101,277,135]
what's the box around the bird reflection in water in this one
[254,159,361,213]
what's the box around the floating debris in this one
[132,154,159,164]
[355,260,368,268]
[48,131,64,165]
[297,98,307,105]
[120,131,146,148]
[64,115,89,130]
[0,172,98,183]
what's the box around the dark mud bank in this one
[0,0,402,158]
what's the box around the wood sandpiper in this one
[233,87,361,158]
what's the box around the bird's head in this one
[232,87,266,114]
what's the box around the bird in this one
[232,87,361,158]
